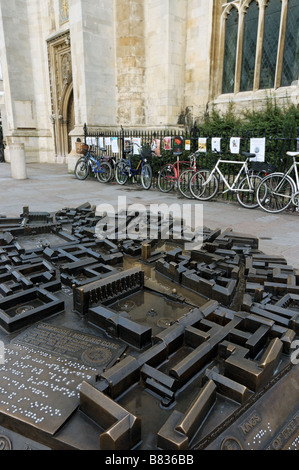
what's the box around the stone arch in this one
[217,3,241,96]
[61,80,74,155]
[47,31,73,162]
[240,0,261,15]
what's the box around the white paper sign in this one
[86,137,97,147]
[98,137,104,148]
[230,137,241,154]
[211,137,221,153]
[133,137,141,155]
[111,137,119,153]
[250,138,266,162]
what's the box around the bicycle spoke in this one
[257,174,293,213]
[237,175,261,209]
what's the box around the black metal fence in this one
[83,123,299,200]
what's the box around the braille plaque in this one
[0,345,97,435]
[13,323,126,369]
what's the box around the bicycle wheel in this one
[189,170,219,201]
[141,163,152,190]
[115,161,129,185]
[97,161,113,183]
[178,169,194,199]
[158,165,176,192]
[75,158,89,180]
[236,174,262,209]
[256,173,294,213]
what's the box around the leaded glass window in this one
[222,7,239,94]
[240,1,259,92]
[281,0,299,86]
[260,0,281,89]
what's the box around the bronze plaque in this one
[0,345,97,435]
[13,322,125,369]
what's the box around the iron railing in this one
[83,123,299,201]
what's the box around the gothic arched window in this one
[222,7,239,94]
[260,0,282,89]
[281,0,299,86]
[240,1,259,92]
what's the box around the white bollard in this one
[9,143,27,180]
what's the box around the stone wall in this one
[0,0,297,164]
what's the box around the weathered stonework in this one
[0,0,297,163]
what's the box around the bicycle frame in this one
[121,157,147,177]
[273,154,299,195]
[204,157,254,193]
[83,150,106,174]
[164,153,198,180]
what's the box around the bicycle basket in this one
[140,145,152,161]
[76,143,89,155]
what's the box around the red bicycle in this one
[157,150,200,198]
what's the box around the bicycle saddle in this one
[242,152,257,159]
[287,151,299,157]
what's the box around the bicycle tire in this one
[141,163,152,190]
[256,172,295,213]
[115,161,129,185]
[189,170,219,201]
[75,158,89,180]
[158,165,176,193]
[178,169,194,199]
[236,174,262,209]
[96,161,113,183]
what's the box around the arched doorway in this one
[47,31,74,162]
[61,81,74,156]
[67,89,74,153]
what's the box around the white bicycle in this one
[189,151,264,209]
[256,151,299,213]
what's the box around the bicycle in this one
[256,151,299,213]
[158,150,199,197]
[75,144,112,183]
[115,143,153,190]
[176,151,202,199]
[99,154,117,181]
[189,151,263,209]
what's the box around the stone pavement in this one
[1,162,298,268]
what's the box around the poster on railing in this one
[105,137,111,147]
[211,137,221,153]
[163,137,172,151]
[133,137,141,155]
[185,139,191,151]
[198,138,207,153]
[250,137,266,162]
[98,137,104,149]
[151,138,161,157]
[111,137,119,153]
[86,137,97,147]
[173,136,183,155]
[230,137,241,154]
[124,138,131,153]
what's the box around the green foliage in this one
[200,96,299,136]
